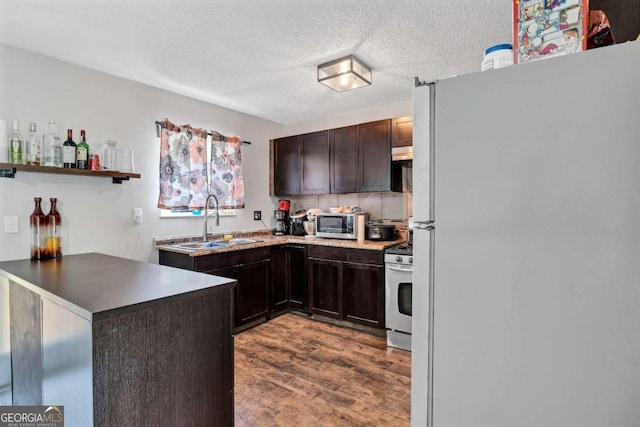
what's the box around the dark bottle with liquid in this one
[62,129,76,168]
[46,198,62,259]
[30,197,47,260]
[76,129,89,169]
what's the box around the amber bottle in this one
[46,198,62,259]
[30,197,47,260]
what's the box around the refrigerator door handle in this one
[413,221,435,230]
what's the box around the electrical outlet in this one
[253,210,262,221]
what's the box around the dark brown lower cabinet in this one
[271,246,289,314]
[288,245,308,311]
[160,247,271,329]
[308,257,342,319]
[307,245,385,328]
[238,260,270,326]
[220,259,270,327]
[271,244,308,315]
[160,243,384,330]
[343,261,385,328]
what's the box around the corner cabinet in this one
[0,163,141,184]
[307,245,385,329]
[271,244,308,315]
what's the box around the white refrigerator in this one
[411,41,640,427]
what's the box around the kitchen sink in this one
[166,238,260,251]
[226,238,259,245]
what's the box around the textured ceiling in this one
[0,0,512,125]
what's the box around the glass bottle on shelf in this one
[76,129,89,170]
[102,139,118,171]
[42,121,62,167]
[9,120,24,164]
[30,197,47,260]
[26,122,41,165]
[62,129,76,168]
[46,197,62,259]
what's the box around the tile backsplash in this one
[286,164,413,220]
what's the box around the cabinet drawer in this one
[194,247,271,272]
[307,245,383,266]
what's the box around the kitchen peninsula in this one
[0,253,236,427]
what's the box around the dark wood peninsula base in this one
[0,253,236,427]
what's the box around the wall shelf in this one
[0,163,141,184]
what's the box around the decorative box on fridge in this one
[513,0,588,63]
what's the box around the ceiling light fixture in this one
[317,55,372,92]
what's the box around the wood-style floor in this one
[234,313,411,426]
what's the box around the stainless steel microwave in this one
[315,212,367,240]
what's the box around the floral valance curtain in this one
[157,119,245,210]
[210,131,245,209]
[158,119,208,209]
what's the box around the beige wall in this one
[0,43,281,263]
[0,43,413,263]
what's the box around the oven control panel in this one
[384,254,413,266]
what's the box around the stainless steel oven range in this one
[385,243,413,351]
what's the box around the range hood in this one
[392,146,413,162]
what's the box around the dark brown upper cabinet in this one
[301,131,330,194]
[330,125,359,194]
[272,118,402,196]
[273,131,329,196]
[273,135,301,196]
[358,119,401,193]
[391,116,413,147]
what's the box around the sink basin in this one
[226,238,258,245]
[166,238,259,251]
[170,241,229,250]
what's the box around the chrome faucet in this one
[203,194,220,241]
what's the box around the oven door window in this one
[398,282,412,316]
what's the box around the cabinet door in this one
[343,262,385,328]
[358,119,393,192]
[308,258,342,319]
[301,131,330,194]
[270,246,289,314]
[391,117,413,147]
[273,135,301,196]
[235,259,270,327]
[329,125,358,194]
[589,0,640,43]
[288,245,307,311]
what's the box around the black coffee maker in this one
[274,210,289,235]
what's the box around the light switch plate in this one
[133,207,143,224]
[3,216,19,233]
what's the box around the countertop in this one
[154,231,405,257]
[0,252,236,321]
